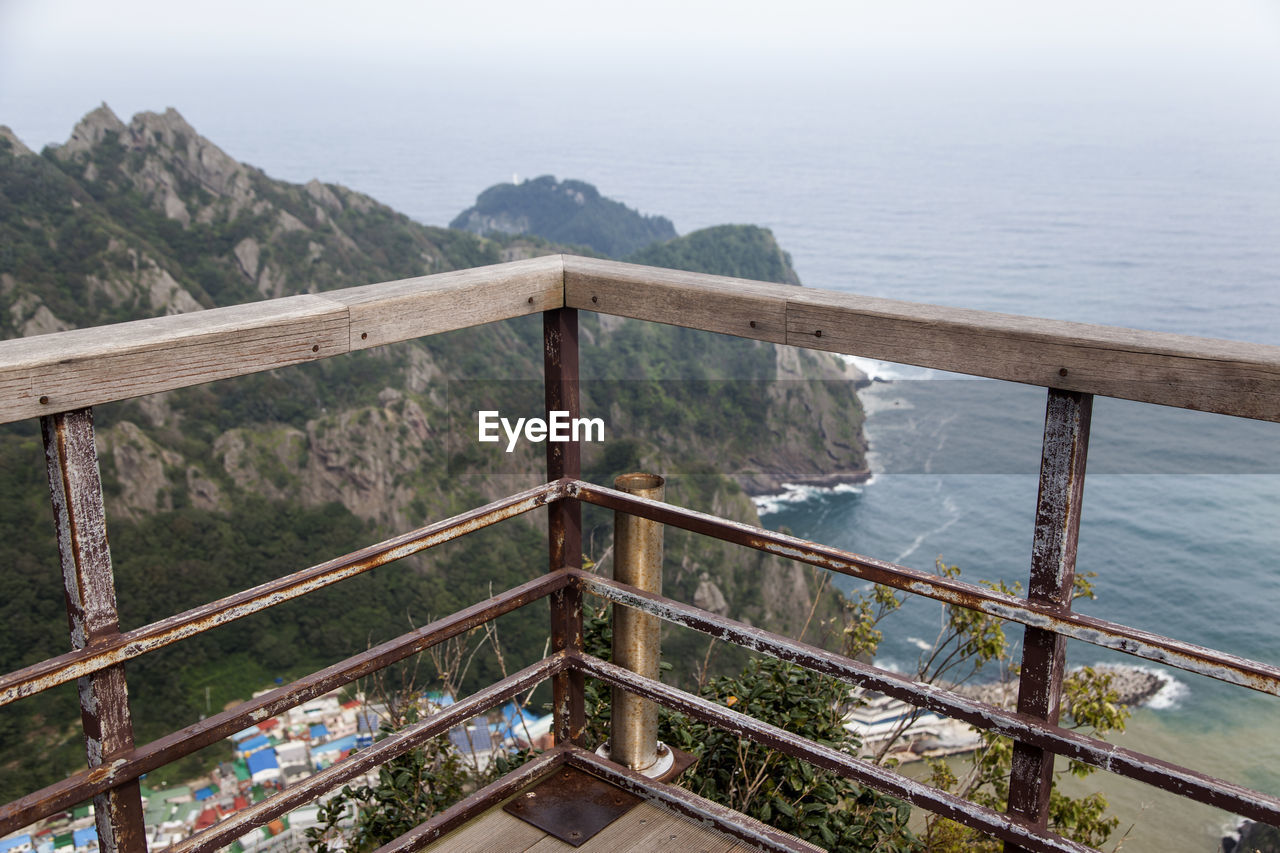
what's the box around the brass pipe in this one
[609,472,666,772]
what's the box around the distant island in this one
[451,174,676,257]
[451,175,802,286]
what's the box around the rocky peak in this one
[57,102,127,158]
[127,108,250,199]
[0,126,34,157]
[54,105,257,225]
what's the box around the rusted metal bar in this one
[166,655,567,853]
[564,746,824,853]
[0,571,567,836]
[545,307,585,745]
[0,480,563,707]
[1006,390,1093,848]
[575,653,1095,853]
[574,571,1280,825]
[371,746,571,853]
[568,479,1280,695]
[609,472,667,773]
[41,409,146,853]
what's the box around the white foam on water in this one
[753,481,864,516]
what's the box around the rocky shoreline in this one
[953,664,1170,710]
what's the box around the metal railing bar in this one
[371,746,571,853]
[167,654,568,853]
[0,480,564,707]
[569,480,1280,695]
[576,572,1280,826]
[0,571,567,836]
[563,746,825,853]
[574,653,1097,853]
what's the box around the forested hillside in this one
[0,106,868,797]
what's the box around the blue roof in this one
[193,787,215,801]
[238,734,270,753]
[449,725,498,755]
[309,724,328,738]
[0,835,31,853]
[246,749,279,775]
[313,733,357,754]
[231,726,260,741]
[73,828,97,848]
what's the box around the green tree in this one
[663,657,920,852]
[909,565,1128,851]
[305,712,467,853]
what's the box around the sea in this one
[3,49,1278,851]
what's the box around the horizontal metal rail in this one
[168,655,567,853]
[577,571,1280,825]
[575,653,1094,853]
[569,479,1280,696]
[0,572,567,835]
[0,480,562,707]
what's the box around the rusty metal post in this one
[544,307,585,745]
[42,408,146,853]
[609,472,670,774]
[1004,389,1092,852]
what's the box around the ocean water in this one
[4,51,1279,850]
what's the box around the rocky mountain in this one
[0,106,868,796]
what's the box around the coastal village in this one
[0,691,555,853]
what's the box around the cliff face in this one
[0,108,866,790]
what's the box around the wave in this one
[840,355,941,382]
[753,481,866,516]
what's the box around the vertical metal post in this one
[610,472,667,773]
[544,307,585,745]
[42,408,146,853]
[1004,389,1092,852]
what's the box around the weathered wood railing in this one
[1,255,1278,853]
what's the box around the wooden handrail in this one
[562,255,1280,421]
[1,253,1277,423]
[0,256,564,423]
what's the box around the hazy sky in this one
[4,0,1280,71]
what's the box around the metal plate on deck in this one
[504,765,643,846]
